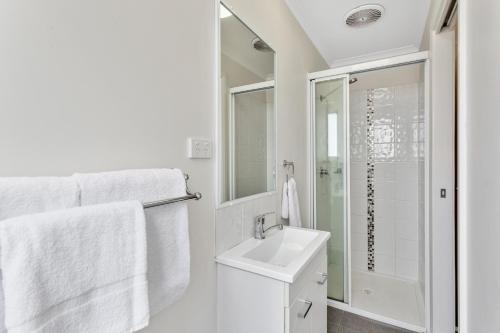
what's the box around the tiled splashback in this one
[215,194,277,256]
[350,84,425,281]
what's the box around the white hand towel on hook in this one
[287,177,302,228]
[0,201,149,333]
[74,169,190,316]
[281,180,289,220]
[0,176,80,332]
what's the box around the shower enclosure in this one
[309,53,429,333]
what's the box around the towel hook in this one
[283,160,295,189]
[283,160,295,176]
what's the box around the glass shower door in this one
[312,76,349,302]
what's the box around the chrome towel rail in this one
[143,174,202,209]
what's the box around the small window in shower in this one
[328,113,338,158]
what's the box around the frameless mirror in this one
[219,3,276,204]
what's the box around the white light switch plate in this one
[187,138,212,159]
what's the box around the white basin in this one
[243,227,318,266]
[216,226,330,282]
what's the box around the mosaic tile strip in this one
[366,89,375,271]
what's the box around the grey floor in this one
[328,307,415,333]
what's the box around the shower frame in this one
[307,51,430,333]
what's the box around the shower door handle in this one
[319,168,329,177]
[317,273,328,285]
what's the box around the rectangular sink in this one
[243,227,318,266]
[216,226,330,282]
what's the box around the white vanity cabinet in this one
[217,245,327,333]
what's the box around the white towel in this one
[287,178,302,227]
[74,169,190,315]
[0,201,149,333]
[281,180,289,220]
[0,176,80,332]
[0,177,79,221]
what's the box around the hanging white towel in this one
[0,177,79,221]
[287,178,302,227]
[281,180,289,220]
[73,169,190,315]
[0,201,149,333]
[0,176,80,332]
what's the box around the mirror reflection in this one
[220,3,276,203]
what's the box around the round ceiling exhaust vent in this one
[345,4,384,27]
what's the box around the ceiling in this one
[285,0,431,67]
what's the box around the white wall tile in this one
[375,254,395,275]
[216,194,279,256]
[374,198,395,220]
[352,250,368,272]
[351,179,365,198]
[395,179,418,205]
[352,214,367,234]
[374,180,395,200]
[375,162,395,181]
[215,205,243,255]
[396,258,418,280]
[351,162,365,180]
[374,220,395,256]
[352,232,368,252]
[396,239,418,261]
[351,195,366,215]
[350,82,423,280]
[396,221,418,241]
[395,201,418,223]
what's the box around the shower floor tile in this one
[351,271,424,327]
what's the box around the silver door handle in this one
[317,273,328,285]
[298,299,312,319]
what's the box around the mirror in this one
[219,3,276,203]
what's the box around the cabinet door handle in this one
[317,273,328,285]
[298,299,312,319]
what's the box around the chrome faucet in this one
[255,212,283,239]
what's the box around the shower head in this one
[319,77,358,102]
[252,38,273,52]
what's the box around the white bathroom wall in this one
[429,28,456,333]
[0,0,326,332]
[459,0,500,331]
[0,1,216,332]
[215,0,328,255]
[350,64,425,281]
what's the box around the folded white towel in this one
[0,177,79,221]
[0,176,80,332]
[281,180,289,220]
[74,169,190,315]
[0,201,149,333]
[287,178,302,228]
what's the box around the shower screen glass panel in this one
[313,77,348,302]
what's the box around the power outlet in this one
[187,138,212,159]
